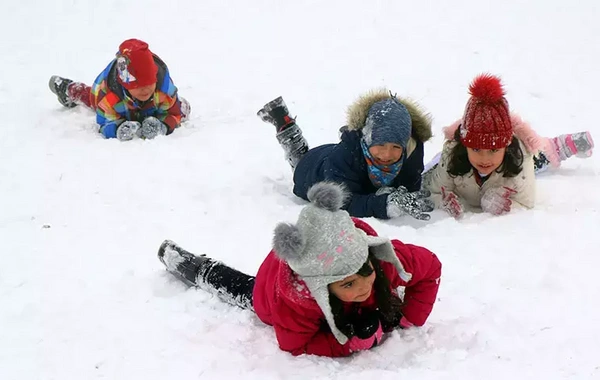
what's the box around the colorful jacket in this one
[422,114,552,211]
[252,218,442,357]
[90,55,183,138]
[292,90,432,219]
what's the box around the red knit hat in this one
[115,39,158,90]
[460,74,513,149]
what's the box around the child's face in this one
[129,83,157,102]
[368,143,403,165]
[466,147,506,175]
[328,261,376,303]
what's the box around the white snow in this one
[1,0,600,379]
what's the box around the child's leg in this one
[48,76,92,109]
[67,82,93,108]
[158,240,255,310]
[548,132,594,161]
[423,151,442,175]
[257,96,309,170]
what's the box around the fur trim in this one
[272,223,306,262]
[345,88,433,143]
[306,182,347,211]
[442,119,462,140]
[511,115,560,167]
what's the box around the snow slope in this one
[1,0,599,379]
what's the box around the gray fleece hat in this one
[272,182,412,345]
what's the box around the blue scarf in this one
[360,140,404,188]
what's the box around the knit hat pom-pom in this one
[469,74,506,103]
[273,223,306,262]
[307,182,347,211]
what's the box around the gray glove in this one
[116,121,141,141]
[140,117,168,139]
[386,186,434,220]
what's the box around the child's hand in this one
[441,187,464,219]
[347,310,383,352]
[481,187,517,215]
[386,187,435,220]
[116,121,141,141]
[140,117,168,139]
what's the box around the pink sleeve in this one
[390,241,442,326]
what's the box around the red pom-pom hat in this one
[460,74,513,149]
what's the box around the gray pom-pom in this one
[273,223,306,262]
[306,182,347,211]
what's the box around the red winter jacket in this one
[252,218,442,357]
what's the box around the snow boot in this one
[257,96,309,169]
[158,240,215,287]
[257,96,296,132]
[48,75,77,108]
[552,131,594,160]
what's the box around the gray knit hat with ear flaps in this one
[272,182,413,345]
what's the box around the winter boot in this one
[257,96,296,132]
[158,240,215,287]
[257,96,309,169]
[276,124,310,169]
[180,97,191,122]
[551,131,594,160]
[48,75,77,108]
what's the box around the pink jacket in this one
[252,218,442,357]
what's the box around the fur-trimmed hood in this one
[346,88,433,143]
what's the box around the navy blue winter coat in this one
[292,91,432,219]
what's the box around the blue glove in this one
[116,121,141,141]
[140,117,168,139]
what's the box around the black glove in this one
[349,309,381,339]
[386,186,435,220]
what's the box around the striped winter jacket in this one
[90,55,183,138]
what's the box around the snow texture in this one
[1,0,599,379]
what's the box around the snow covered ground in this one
[1,0,599,379]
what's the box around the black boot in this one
[158,240,214,287]
[276,125,309,169]
[48,75,76,108]
[257,96,296,132]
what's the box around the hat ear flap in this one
[273,223,306,262]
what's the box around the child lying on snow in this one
[158,182,442,357]
[256,90,435,221]
[422,73,594,218]
[49,38,190,141]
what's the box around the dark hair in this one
[447,126,524,178]
[328,252,404,337]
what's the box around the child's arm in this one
[273,323,353,357]
[507,152,536,209]
[95,93,127,138]
[398,141,425,192]
[152,91,182,134]
[322,154,390,219]
[422,142,459,208]
[389,240,442,326]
